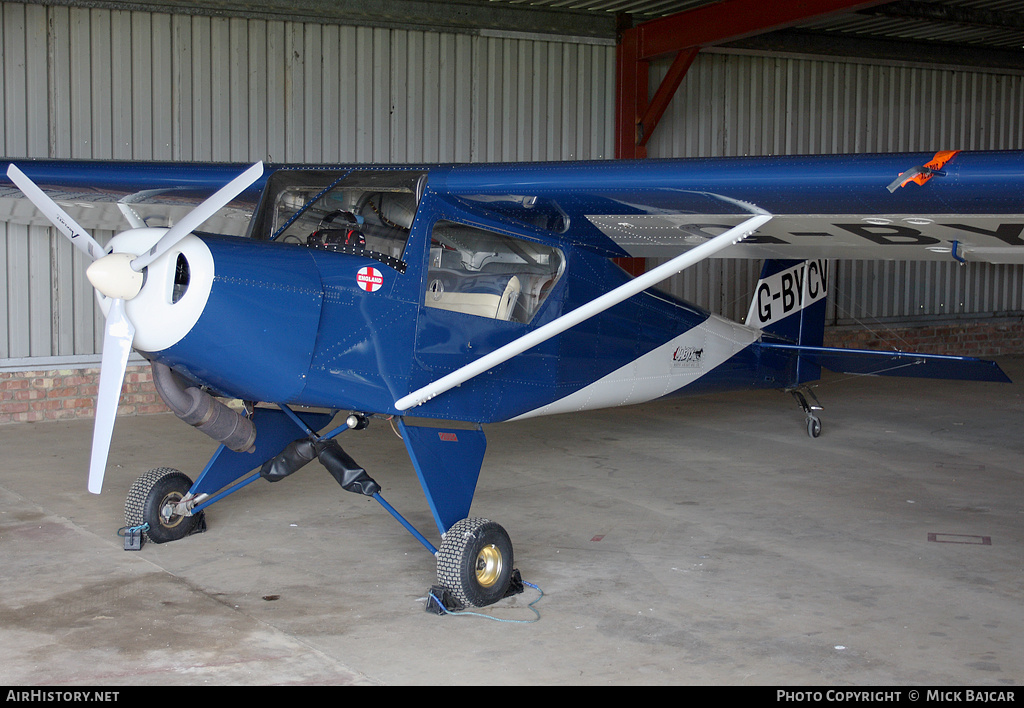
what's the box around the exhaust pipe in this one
[151,361,256,452]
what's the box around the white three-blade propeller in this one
[5,162,264,494]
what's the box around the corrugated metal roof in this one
[795,0,1024,50]
[507,0,712,21]
[491,0,1024,52]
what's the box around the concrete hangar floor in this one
[0,357,1021,686]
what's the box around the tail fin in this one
[746,259,829,384]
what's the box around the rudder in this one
[746,259,829,384]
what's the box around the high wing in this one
[429,150,1024,264]
[5,151,1023,265]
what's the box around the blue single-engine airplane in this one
[2,150,1021,608]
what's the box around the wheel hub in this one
[475,543,504,588]
[158,491,186,528]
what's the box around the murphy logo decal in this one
[672,346,705,368]
[746,260,828,328]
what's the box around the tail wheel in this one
[125,467,204,544]
[437,518,514,608]
[807,415,822,438]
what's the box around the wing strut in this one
[395,214,772,411]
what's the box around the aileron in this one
[589,213,1024,264]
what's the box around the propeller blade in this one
[5,164,106,261]
[88,297,136,495]
[131,161,264,271]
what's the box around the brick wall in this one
[1,316,1022,424]
[823,315,1024,357]
[0,365,168,424]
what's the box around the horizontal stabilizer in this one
[759,343,1011,384]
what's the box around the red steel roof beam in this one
[615,27,648,160]
[637,46,698,149]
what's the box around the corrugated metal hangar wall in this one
[0,1,617,365]
[1,1,1022,384]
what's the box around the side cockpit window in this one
[425,220,564,324]
[249,169,426,272]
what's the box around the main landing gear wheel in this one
[436,517,514,608]
[125,467,205,544]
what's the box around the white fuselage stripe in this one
[510,315,758,420]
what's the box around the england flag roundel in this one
[356,266,383,292]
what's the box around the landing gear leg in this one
[789,387,823,438]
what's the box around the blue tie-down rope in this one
[117,523,149,536]
[426,581,544,623]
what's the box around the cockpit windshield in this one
[248,169,426,272]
